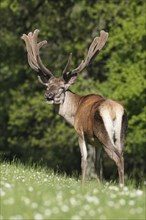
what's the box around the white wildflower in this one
[119,198,126,206]
[107,200,115,207]
[97,207,103,213]
[0,189,5,197]
[61,204,69,212]
[89,210,96,217]
[0,181,4,186]
[70,197,77,206]
[109,186,119,191]
[31,202,38,209]
[93,188,99,194]
[34,213,43,220]
[83,204,90,211]
[128,200,135,206]
[85,195,99,205]
[123,186,128,191]
[130,192,136,198]
[52,207,59,214]
[110,193,117,199]
[119,183,124,188]
[79,210,86,217]
[44,209,52,216]
[56,191,63,200]
[136,189,143,196]
[122,190,129,196]
[99,214,107,220]
[21,196,30,205]
[28,186,33,192]
[5,183,11,188]
[85,194,92,203]
[92,196,100,205]
[71,215,81,220]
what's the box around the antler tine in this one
[63,53,72,74]
[21,33,38,72]
[71,30,108,74]
[21,29,53,80]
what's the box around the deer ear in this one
[63,72,77,90]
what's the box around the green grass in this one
[0,162,145,220]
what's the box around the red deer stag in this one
[22,29,127,186]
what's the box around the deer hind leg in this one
[120,110,128,150]
[94,110,124,185]
[78,134,87,184]
[111,110,127,185]
[95,145,103,182]
[104,148,124,186]
[113,112,124,153]
[100,141,124,186]
[86,144,103,182]
[86,144,97,180]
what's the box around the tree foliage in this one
[0,0,145,180]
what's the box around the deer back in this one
[74,94,106,138]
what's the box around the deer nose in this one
[45,91,54,100]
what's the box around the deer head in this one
[21,29,108,104]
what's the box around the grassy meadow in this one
[0,162,145,220]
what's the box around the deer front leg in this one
[78,134,87,184]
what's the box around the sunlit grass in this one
[0,162,145,220]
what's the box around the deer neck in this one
[58,90,81,126]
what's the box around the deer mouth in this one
[46,99,54,104]
[45,95,54,104]
[45,96,61,104]
[46,96,64,105]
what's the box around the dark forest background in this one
[0,0,145,183]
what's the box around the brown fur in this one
[74,94,105,138]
